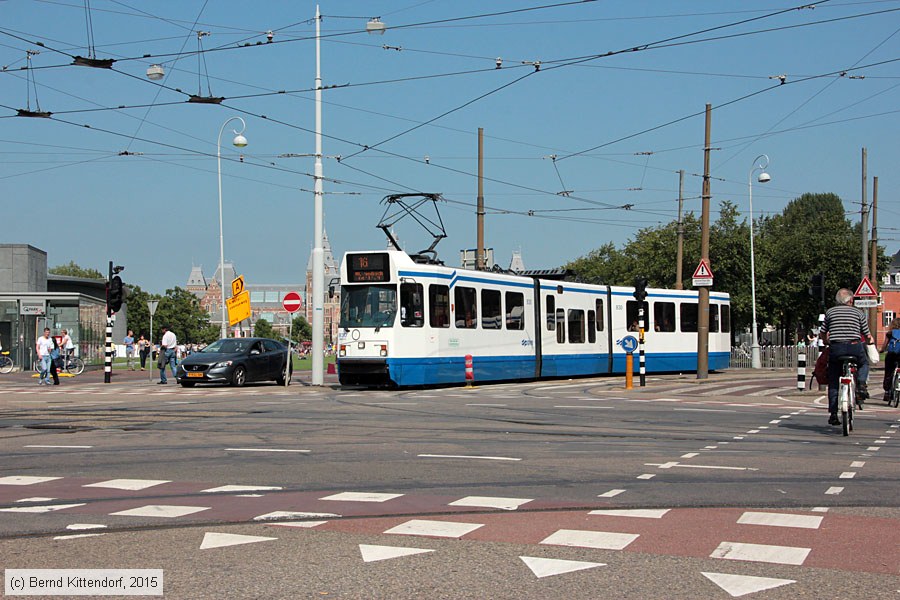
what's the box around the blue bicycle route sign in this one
[620,335,638,353]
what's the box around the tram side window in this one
[710,304,720,333]
[721,304,731,333]
[506,292,525,330]
[400,283,424,328]
[481,289,502,330]
[587,310,597,343]
[654,302,676,332]
[556,309,566,343]
[595,299,604,331]
[546,295,556,330]
[681,303,698,332]
[429,284,450,328]
[455,286,477,329]
[625,301,649,332]
[568,309,585,343]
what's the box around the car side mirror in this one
[328,285,335,299]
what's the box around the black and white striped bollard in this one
[797,350,806,391]
[638,308,646,387]
[104,316,113,383]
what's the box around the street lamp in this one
[310,6,385,385]
[749,154,770,369]
[217,116,248,340]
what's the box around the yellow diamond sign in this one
[226,291,251,326]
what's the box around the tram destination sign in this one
[348,252,390,283]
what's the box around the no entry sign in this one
[282,291,302,313]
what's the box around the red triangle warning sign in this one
[854,276,877,297]
[692,259,713,279]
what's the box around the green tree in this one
[253,318,275,339]
[289,314,312,343]
[125,286,216,344]
[49,261,104,279]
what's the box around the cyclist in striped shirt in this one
[820,288,874,426]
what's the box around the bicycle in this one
[890,365,900,409]
[837,357,862,437]
[0,351,13,374]
[32,355,85,376]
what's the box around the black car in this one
[176,337,292,387]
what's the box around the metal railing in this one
[730,345,823,369]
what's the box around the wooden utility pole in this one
[870,176,879,340]
[861,148,868,281]
[675,169,685,290]
[476,127,485,270]
[697,104,712,379]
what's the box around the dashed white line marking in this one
[839,472,856,479]
[84,479,170,491]
[811,507,829,513]
[201,485,283,493]
[384,519,483,539]
[674,408,736,413]
[541,529,639,550]
[597,489,626,498]
[225,448,310,453]
[321,492,404,503]
[589,509,669,519]
[769,420,782,424]
[110,505,210,518]
[733,436,745,440]
[747,430,760,434]
[466,403,507,407]
[867,447,880,451]
[850,461,865,468]
[553,405,611,409]
[681,453,699,459]
[254,511,340,521]
[25,445,93,449]
[825,487,844,495]
[15,497,55,503]
[448,496,532,511]
[66,524,107,531]
[636,474,655,480]
[710,541,810,565]
[418,454,520,461]
[737,512,823,529]
[0,476,61,486]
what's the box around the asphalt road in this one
[0,369,897,599]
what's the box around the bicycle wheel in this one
[893,371,900,408]
[839,384,850,436]
[67,357,85,376]
[0,356,12,374]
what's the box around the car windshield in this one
[203,339,251,354]
[340,284,397,328]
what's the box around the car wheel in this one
[180,381,196,388]
[231,366,246,387]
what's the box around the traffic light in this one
[633,276,648,302]
[809,273,824,307]
[108,275,124,313]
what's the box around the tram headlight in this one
[339,345,346,357]
[379,344,388,357]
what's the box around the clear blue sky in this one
[1,1,898,293]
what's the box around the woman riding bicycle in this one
[820,288,874,426]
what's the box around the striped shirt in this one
[821,304,870,343]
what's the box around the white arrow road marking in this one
[520,556,605,579]
[359,544,434,563]
[200,532,277,550]
[702,572,795,597]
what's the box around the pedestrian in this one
[158,325,178,384]
[35,327,53,385]
[137,334,150,371]
[48,334,60,385]
[123,329,135,371]
[880,316,900,402]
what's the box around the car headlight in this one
[213,361,233,369]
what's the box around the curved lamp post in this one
[749,154,771,369]
[217,117,248,339]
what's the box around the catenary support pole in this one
[675,169,684,290]
[697,104,712,379]
[861,147,868,281]
[476,127,485,270]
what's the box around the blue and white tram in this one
[336,250,731,387]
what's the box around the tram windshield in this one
[340,284,397,328]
